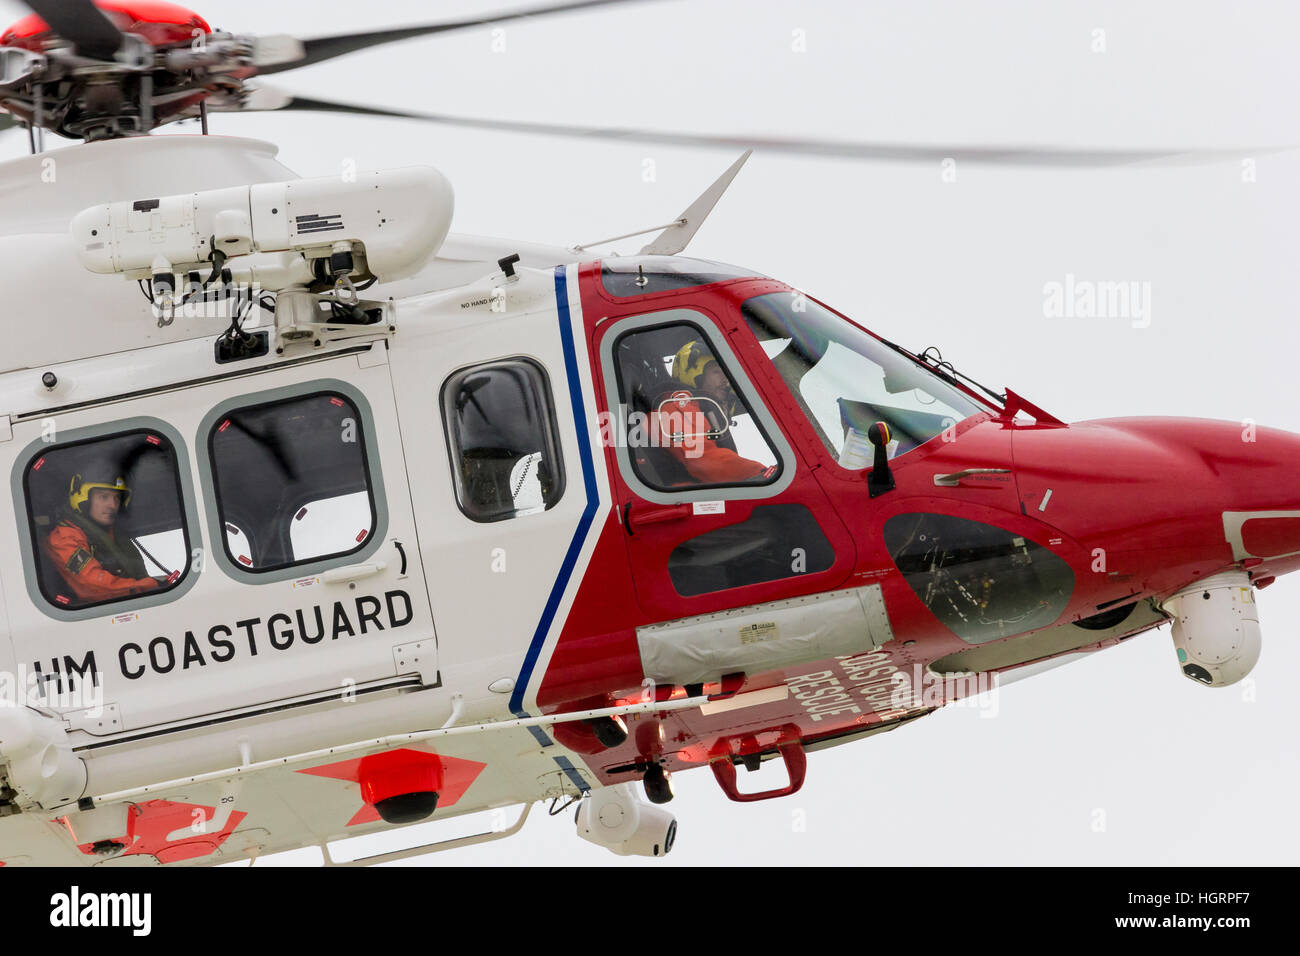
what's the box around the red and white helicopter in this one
[0,0,1287,865]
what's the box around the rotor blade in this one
[21,0,124,60]
[259,0,643,76]
[237,92,1276,168]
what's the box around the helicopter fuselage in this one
[0,134,1290,865]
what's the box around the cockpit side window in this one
[668,503,834,596]
[208,392,376,572]
[23,430,191,611]
[441,358,566,522]
[741,292,985,468]
[612,321,781,491]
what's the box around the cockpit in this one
[600,255,992,472]
[594,255,1068,646]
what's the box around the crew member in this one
[45,465,161,604]
[650,341,776,485]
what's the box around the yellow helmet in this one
[672,340,715,389]
[68,467,131,514]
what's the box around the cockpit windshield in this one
[741,292,986,467]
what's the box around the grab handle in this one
[709,739,807,803]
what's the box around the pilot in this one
[44,465,162,604]
[649,340,777,485]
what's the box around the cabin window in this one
[23,430,192,610]
[612,321,780,490]
[442,358,566,522]
[208,392,377,571]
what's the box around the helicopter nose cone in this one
[1011,416,1300,566]
[1120,416,1300,507]
[1139,417,1300,508]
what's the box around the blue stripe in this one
[554,755,591,793]
[509,266,600,716]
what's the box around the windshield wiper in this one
[917,347,1007,406]
[874,338,1007,409]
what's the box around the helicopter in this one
[0,0,1293,867]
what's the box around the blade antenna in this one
[640,149,751,255]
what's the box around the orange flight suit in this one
[45,518,160,604]
[653,388,775,485]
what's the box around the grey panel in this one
[637,584,894,686]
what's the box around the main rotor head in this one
[0,0,634,141]
[0,0,238,139]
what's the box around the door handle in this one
[320,561,387,585]
[624,502,691,535]
[932,468,1011,488]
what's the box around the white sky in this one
[4,0,1298,866]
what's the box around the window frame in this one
[598,309,797,505]
[440,356,567,524]
[11,417,202,622]
[195,379,390,584]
